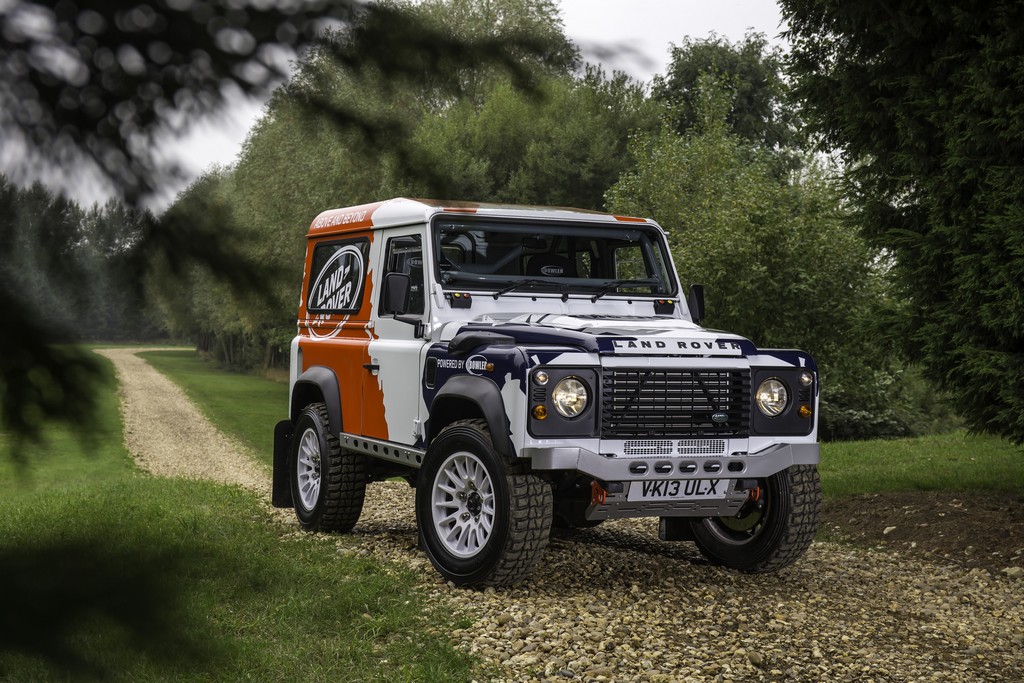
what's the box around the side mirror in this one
[688,284,705,325]
[381,272,411,315]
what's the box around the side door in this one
[362,228,430,445]
[299,233,375,437]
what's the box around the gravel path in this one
[96,348,269,495]
[100,348,1024,683]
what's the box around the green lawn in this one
[0,352,475,683]
[820,431,1023,499]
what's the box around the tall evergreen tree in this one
[783,0,1024,443]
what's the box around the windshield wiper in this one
[589,278,659,302]
[492,279,555,300]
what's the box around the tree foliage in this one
[409,66,656,208]
[153,0,659,370]
[782,0,1024,443]
[607,77,907,439]
[652,33,797,153]
[0,0,560,444]
[0,176,164,445]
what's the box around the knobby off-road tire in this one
[290,402,366,532]
[689,464,821,573]
[416,419,552,587]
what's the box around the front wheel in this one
[416,419,552,586]
[689,465,821,573]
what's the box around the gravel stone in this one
[103,348,1024,683]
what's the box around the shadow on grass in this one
[0,537,222,680]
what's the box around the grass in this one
[138,350,287,469]
[0,354,133,497]
[0,352,475,683]
[820,431,1024,499]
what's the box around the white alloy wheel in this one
[295,427,322,511]
[431,451,496,558]
[290,402,366,532]
[416,419,552,586]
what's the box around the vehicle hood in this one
[441,312,752,357]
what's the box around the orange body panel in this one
[297,229,389,440]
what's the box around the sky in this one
[62,1,791,208]
[558,0,787,83]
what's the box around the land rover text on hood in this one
[272,198,821,586]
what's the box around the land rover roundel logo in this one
[540,264,564,276]
[711,412,729,424]
[310,244,364,311]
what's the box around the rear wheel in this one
[689,465,821,573]
[416,419,552,586]
[290,403,366,532]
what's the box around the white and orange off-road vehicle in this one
[273,199,821,586]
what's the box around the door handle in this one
[363,363,380,372]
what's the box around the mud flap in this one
[272,419,294,508]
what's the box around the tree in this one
[651,33,797,153]
[782,0,1024,444]
[411,0,580,105]
[78,200,166,341]
[410,65,657,209]
[607,77,906,439]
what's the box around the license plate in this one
[627,479,727,501]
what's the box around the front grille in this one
[623,440,674,456]
[602,369,750,438]
[622,438,728,457]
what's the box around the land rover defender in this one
[272,198,821,586]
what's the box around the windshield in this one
[433,218,676,298]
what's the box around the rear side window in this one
[307,238,370,313]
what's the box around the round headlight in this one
[756,378,789,417]
[552,377,589,418]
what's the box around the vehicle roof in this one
[306,198,656,237]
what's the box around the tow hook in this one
[736,482,764,517]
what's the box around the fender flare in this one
[428,374,513,458]
[291,365,342,439]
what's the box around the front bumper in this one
[524,442,819,481]
[525,442,819,520]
